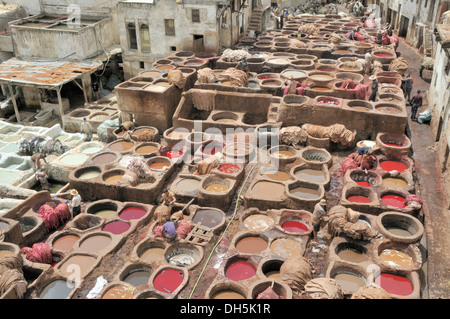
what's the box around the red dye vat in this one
[153,268,184,294]
[218,164,240,174]
[384,142,403,147]
[374,52,393,57]
[119,207,147,220]
[380,160,408,172]
[282,220,309,233]
[347,195,372,203]
[161,150,183,159]
[381,194,406,208]
[225,260,256,281]
[375,273,413,296]
[318,99,338,105]
[356,181,373,187]
[102,221,130,235]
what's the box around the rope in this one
[188,159,260,299]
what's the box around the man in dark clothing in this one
[368,75,378,101]
[409,90,423,121]
[92,81,100,100]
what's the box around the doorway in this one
[399,15,409,37]
[193,34,204,53]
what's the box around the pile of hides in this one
[0,264,27,298]
[221,48,251,62]
[337,79,357,90]
[298,23,319,36]
[37,202,71,231]
[20,242,53,264]
[354,83,369,100]
[176,220,193,239]
[196,156,219,175]
[341,151,377,174]
[304,278,344,299]
[296,80,309,95]
[328,33,342,44]
[290,38,307,48]
[279,126,308,147]
[220,68,248,87]
[127,157,152,180]
[372,60,384,74]
[304,123,356,148]
[197,68,217,84]
[167,69,186,89]
[344,31,366,41]
[341,60,360,70]
[351,286,392,299]
[325,205,379,240]
[404,194,423,210]
[421,57,435,70]
[388,57,409,75]
[363,18,379,28]
[192,90,216,111]
[278,255,314,293]
[154,204,171,225]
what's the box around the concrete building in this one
[116,0,265,79]
[0,4,27,62]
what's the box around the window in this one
[165,19,175,36]
[140,24,150,52]
[127,23,137,50]
[192,9,200,23]
[140,61,145,69]
[170,46,177,51]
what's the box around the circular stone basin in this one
[251,181,285,200]
[175,178,201,193]
[283,95,308,105]
[102,220,130,235]
[260,259,284,279]
[80,143,103,155]
[132,127,158,142]
[289,184,321,200]
[204,182,228,193]
[225,260,256,281]
[52,234,80,252]
[270,150,295,158]
[59,153,89,166]
[160,148,184,159]
[309,73,334,82]
[301,148,331,165]
[75,166,101,180]
[101,285,134,299]
[166,246,200,267]
[19,216,38,233]
[108,140,134,152]
[262,170,292,182]
[381,194,406,208]
[379,160,408,172]
[332,270,367,294]
[218,164,240,174]
[235,236,268,254]
[316,96,340,105]
[38,279,73,299]
[281,69,307,80]
[243,214,275,232]
[373,52,394,58]
[153,268,185,293]
[347,100,372,112]
[261,79,282,87]
[119,206,148,220]
[148,161,171,171]
[346,194,372,203]
[375,104,402,114]
[69,109,90,118]
[336,242,369,263]
[378,212,423,240]
[92,152,118,165]
[123,269,152,287]
[212,289,246,299]
[103,170,125,184]
[58,254,97,277]
[192,209,223,228]
[79,233,112,253]
[87,202,118,218]
[382,176,408,188]
[155,64,176,71]
[294,167,327,183]
[379,249,414,268]
[350,171,379,187]
[333,49,352,55]
[212,112,239,123]
[135,144,159,155]
[140,245,165,263]
[374,273,414,296]
[281,220,309,233]
[140,70,162,78]
[270,238,303,258]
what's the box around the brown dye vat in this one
[108,141,134,152]
[385,227,412,237]
[149,162,170,170]
[270,238,302,259]
[272,151,295,158]
[93,209,116,218]
[176,179,201,193]
[262,81,282,87]
[205,183,229,192]
[132,128,156,139]
[243,214,275,232]
[59,255,97,277]
[379,249,414,268]
[351,106,370,111]
[212,291,246,299]
[101,285,134,299]
[192,209,223,228]
[155,65,175,70]
[0,250,14,258]
[309,74,333,81]
[155,81,170,87]
[141,71,162,77]
[294,168,326,183]
[52,235,79,251]
[92,153,117,165]
[140,247,165,263]
[290,186,321,200]
[334,50,352,54]
[136,145,158,154]
[79,234,112,253]
[339,66,359,71]
[104,173,124,184]
[235,237,268,254]
[263,170,292,182]
[337,248,369,263]
[311,87,330,91]
[376,106,401,114]
[382,177,408,188]
[333,271,366,293]
[78,170,101,180]
[251,181,285,200]
[167,131,190,139]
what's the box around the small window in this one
[192,9,200,23]
[140,24,150,52]
[170,46,177,51]
[140,61,145,69]
[165,19,175,36]
[127,23,137,50]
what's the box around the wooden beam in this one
[56,86,65,129]
[7,83,21,123]
[73,79,88,104]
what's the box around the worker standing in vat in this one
[368,75,378,101]
[70,189,82,218]
[162,216,177,242]
[31,152,47,171]
[236,56,250,74]
[35,168,49,191]
[312,199,327,242]
[409,90,423,121]
[80,117,93,141]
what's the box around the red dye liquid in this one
[102,221,130,235]
[381,194,406,208]
[218,164,240,174]
[374,53,393,57]
[225,261,256,281]
[119,207,147,220]
[356,181,373,187]
[380,160,408,172]
[375,273,413,296]
[161,150,183,159]
[347,195,372,203]
[384,142,403,147]
[153,269,184,294]
[282,220,309,233]
[318,99,338,105]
